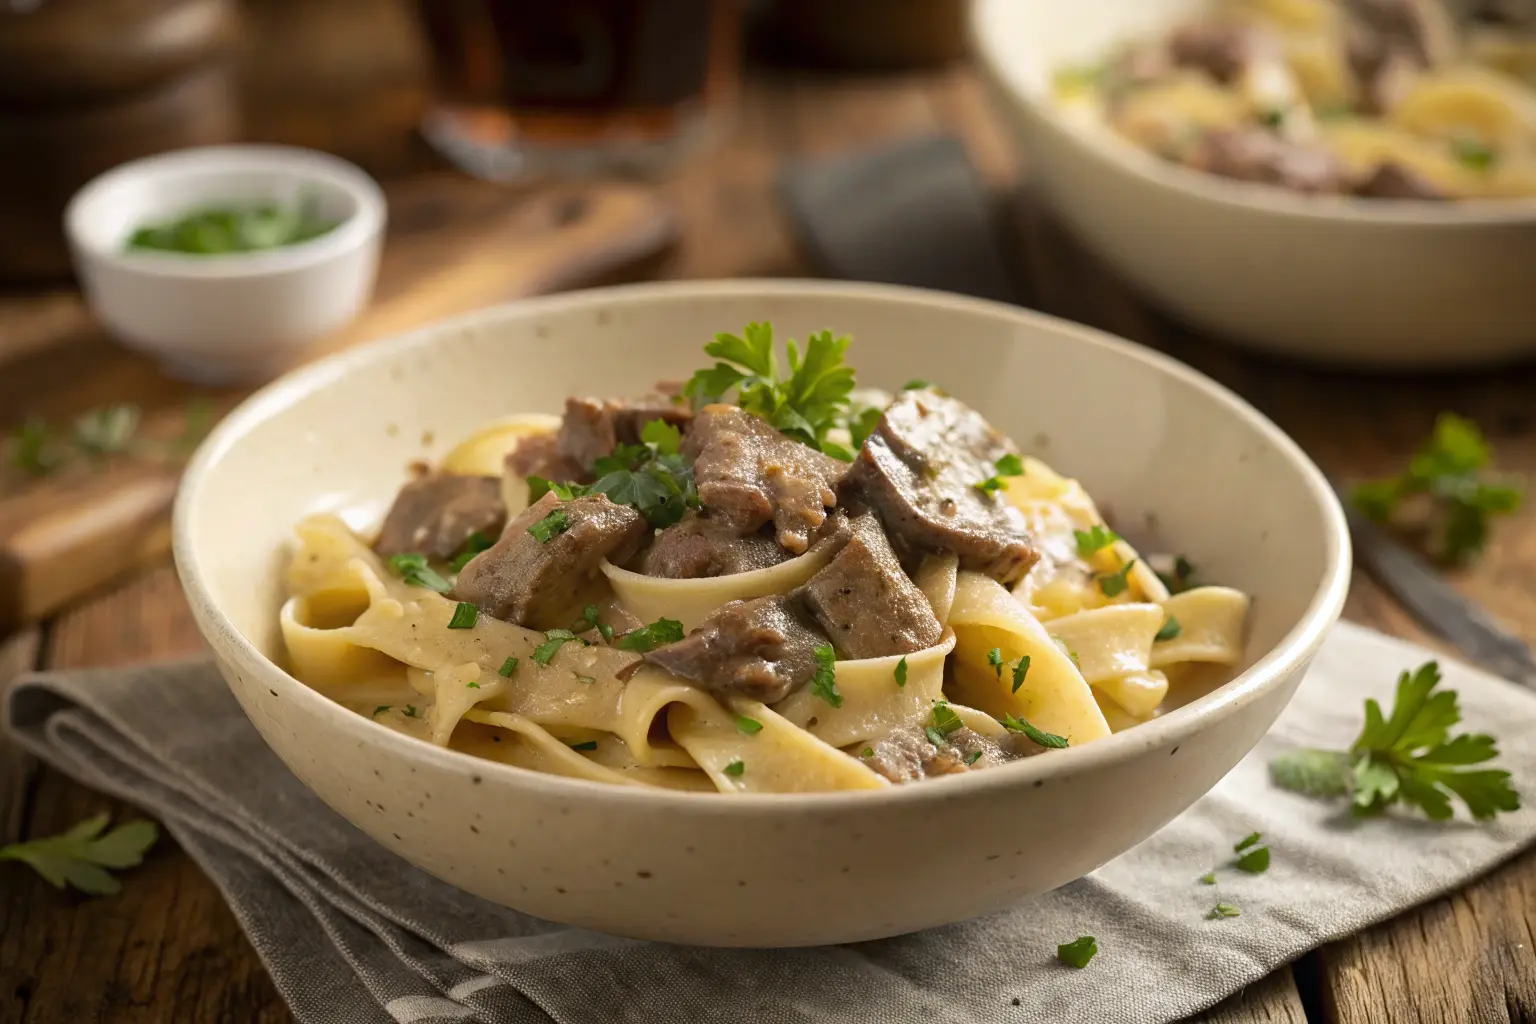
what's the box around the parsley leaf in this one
[1011,655,1031,694]
[1351,413,1523,565]
[527,426,698,530]
[386,552,452,593]
[532,628,580,665]
[976,452,1025,495]
[847,405,884,452]
[498,657,519,677]
[447,602,478,629]
[1155,616,1182,642]
[569,740,598,751]
[1156,554,1198,594]
[1234,846,1270,874]
[902,379,931,391]
[403,705,420,718]
[811,646,841,707]
[987,647,1004,679]
[861,746,875,757]
[724,760,746,777]
[894,655,908,688]
[1209,902,1241,919]
[683,322,856,456]
[616,617,685,653]
[1269,661,1519,821]
[372,705,391,717]
[931,701,965,736]
[1056,936,1098,968]
[528,509,570,543]
[449,531,493,572]
[580,604,614,642]
[965,750,983,766]
[1074,525,1119,558]
[735,715,763,735]
[1452,137,1496,173]
[1234,832,1262,853]
[1198,871,1216,885]
[74,404,141,457]
[999,713,1069,749]
[0,813,159,895]
[1097,559,1136,597]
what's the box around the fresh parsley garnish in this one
[930,702,965,744]
[447,602,478,629]
[403,705,420,718]
[1269,661,1519,821]
[386,552,452,593]
[861,746,875,757]
[1234,845,1270,874]
[902,379,931,391]
[964,750,983,766]
[1074,525,1119,558]
[1155,616,1181,642]
[976,452,1025,494]
[1097,559,1136,597]
[1052,636,1080,666]
[0,813,158,895]
[999,713,1069,749]
[683,321,855,457]
[569,740,598,751]
[987,647,1004,679]
[372,705,391,717]
[9,399,210,479]
[74,404,142,457]
[1198,871,1216,885]
[532,629,580,665]
[529,419,699,529]
[528,509,570,543]
[467,680,480,689]
[573,672,596,685]
[1156,554,1198,594]
[1056,936,1098,968]
[846,404,884,454]
[1352,413,1523,565]
[1259,107,1286,128]
[449,531,494,572]
[1209,902,1241,919]
[1452,137,1496,173]
[616,617,686,652]
[811,645,841,707]
[1234,832,1261,852]
[894,655,908,687]
[580,604,614,642]
[724,760,746,777]
[1011,655,1031,694]
[498,657,519,677]
[735,715,763,735]
[127,200,338,254]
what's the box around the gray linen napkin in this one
[5,620,1536,1024]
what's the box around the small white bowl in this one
[173,280,1349,946]
[971,0,1536,368]
[66,145,386,385]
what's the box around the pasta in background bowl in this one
[972,0,1536,367]
[173,280,1348,945]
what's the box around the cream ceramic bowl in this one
[971,0,1536,368]
[173,280,1349,947]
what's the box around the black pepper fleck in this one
[637,870,652,879]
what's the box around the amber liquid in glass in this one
[416,0,739,177]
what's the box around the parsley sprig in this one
[683,322,855,457]
[1352,413,1523,565]
[0,813,158,895]
[1270,661,1519,821]
[386,552,451,593]
[811,646,841,707]
[616,617,685,653]
[999,713,1068,749]
[529,419,698,529]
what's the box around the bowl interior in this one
[182,281,1339,718]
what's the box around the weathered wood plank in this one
[0,628,42,845]
[1192,970,1310,1024]
[0,567,290,1024]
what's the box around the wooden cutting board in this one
[0,175,677,630]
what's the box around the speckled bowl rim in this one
[969,0,1536,227]
[173,279,1351,815]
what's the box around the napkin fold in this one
[6,621,1536,1024]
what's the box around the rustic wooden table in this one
[3,65,1534,1024]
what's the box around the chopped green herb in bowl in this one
[127,200,340,256]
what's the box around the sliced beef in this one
[1188,129,1349,193]
[642,595,826,704]
[639,510,792,578]
[374,473,506,560]
[453,492,647,628]
[1356,161,1448,198]
[842,389,1038,585]
[864,722,1050,784]
[801,514,942,660]
[1344,0,1458,69]
[508,395,693,482]
[1168,21,1272,83]
[684,405,848,555]
[504,433,586,485]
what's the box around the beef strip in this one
[1344,0,1459,69]
[801,514,942,660]
[504,433,586,485]
[1188,129,1349,193]
[864,723,1049,784]
[1356,161,1448,198]
[453,492,647,628]
[639,510,792,578]
[374,473,506,560]
[507,394,693,482]
[842,389,1038,585]
[643,594,827,704]
[684,405,848,555]
[1167,21,1274,83]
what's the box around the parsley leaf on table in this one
[1269,661,1519,821]
[0,813,158,895]
[1352,413,1523,565]
[1056,936,1098,968]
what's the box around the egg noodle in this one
[280,412,1250,795]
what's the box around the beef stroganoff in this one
[279,325,1251,794]
[1054,0,1536,199]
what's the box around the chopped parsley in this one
[127,200,338,254]
[528,420,700,529]
[449,531,493,572]
[1073,525,1119,558]
[573,673,596,685]
[569,740,598,751]
[1052,636,1080,666]
[999,713,1069,749]
[1234,832,1262,852]
[0,812,159,895]
[735,715,763,735]
[1198,871,1216,885]
[616,617,685,653]
[1155,616,1182,642]
[1269,661,1519,821]
[861,746,875,758]
[894,655,908,688]
[74,405,142,457]
[532,629,580,665]
[403,705,420,718]
[580,604,615,642]
[1352,412,1523,565]
[683,321,856,457]
[902,379,932,391]
[498,657,520,677]
[1234,845,1270,874]
[1156,554,1198,594]
[976,452,1025,494]
[846,405,884,453]
[964,751,983,767]
[467,681,480,689]
[1056,936,1098,969]
[1011,655,1031,694]
[811,646,841,707]
[447,602,478,629]
[1452,137,1496,173]
[372,705,391,717]
[1209,902,1241,919]
[1097,558,1136,597]
[528,509,570,543]
[1259,107,1285,128]
[724,760,746,777]
[928,702,966,747]
[987,647,1004,679]
[386,552,451,593]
